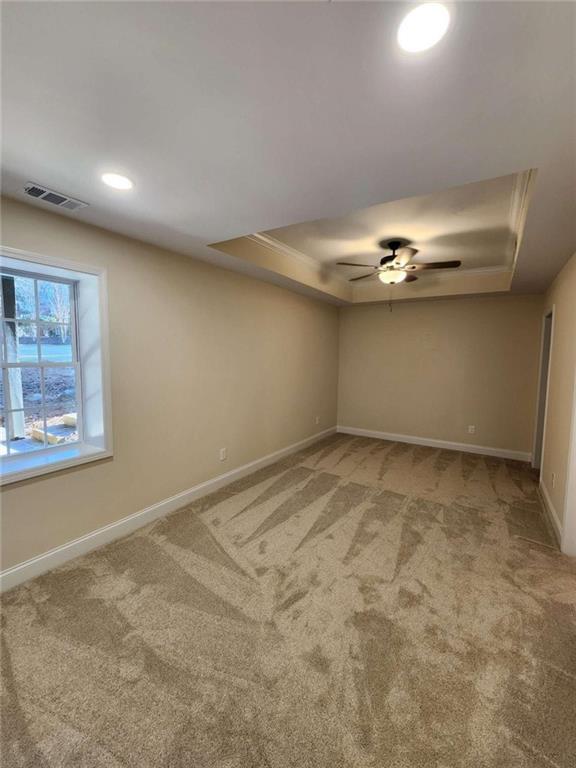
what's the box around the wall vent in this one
[23,182,88,212]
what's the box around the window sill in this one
[0,443,112,485]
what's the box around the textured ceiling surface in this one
[262,173,524,274]
[2,2,574,298]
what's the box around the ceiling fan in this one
[336,239,461,284]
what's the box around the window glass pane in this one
[18,368,42,408]
[6,409,45,453]
[0,274,36,320]
[5,367,24,410]
[3,321,14,358]
[18,322,39,362]
[43,366,77,406]
[4,321,39,362]
[15,276,36,319]
[38,281,71,324]
[40,324,72,362]
[0,374,4,409]
[0,413,7,456]
[1,275,15,318]
[45,402,78,445]
[5,367,42,409]
[0,275,14,318]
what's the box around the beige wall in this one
[0,198,339,569]
[541,252,576,524]
[338,295,543,453]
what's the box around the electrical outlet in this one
[219,447,227,462]
[551,472,556,489]
[315,415,320,425]
[468,425,476,434]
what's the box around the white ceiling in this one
[2,2,574,296]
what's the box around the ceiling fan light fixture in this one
[337,238,460,284]
[379,270,407,285]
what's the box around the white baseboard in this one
[538,482,562,545]
[0,427,336,592]
[337,426,532,462]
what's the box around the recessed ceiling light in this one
[101,172,133,191]
[398,3,450,53]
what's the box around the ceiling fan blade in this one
[393,247,418,267]
[336,262,376,268]
[404,274,418,282]
[349,272,377,282]
[404,260,462,271]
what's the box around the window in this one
[0,248,111,483]
[1,270,80,455]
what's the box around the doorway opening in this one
[532,310,553,472]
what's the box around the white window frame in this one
[0,246,112,484]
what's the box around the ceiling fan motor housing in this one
[379,238,410,266]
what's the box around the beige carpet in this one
[2,434,576,767]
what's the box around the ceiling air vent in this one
[23,182,88,212]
